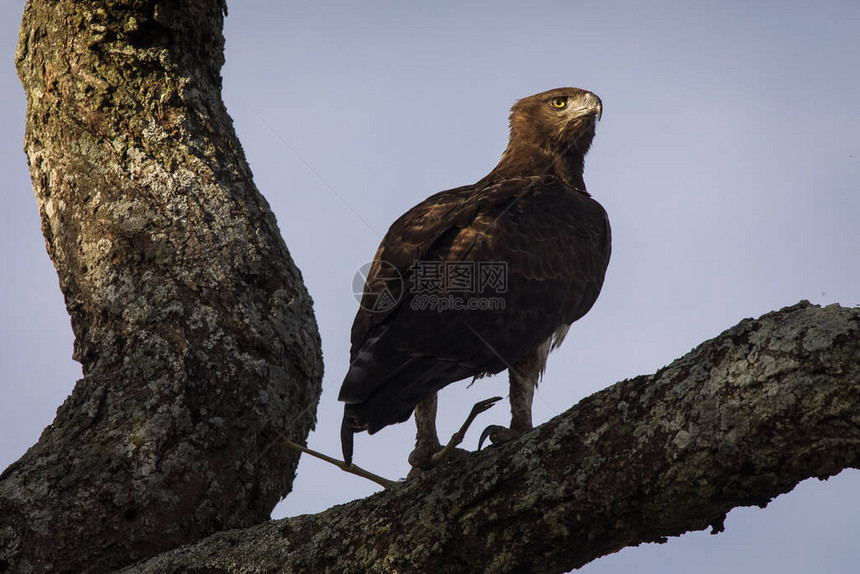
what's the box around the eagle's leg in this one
[509,361,536,433]
[407,393,442,475]
[409,392,489,476]
[479,346,544,448]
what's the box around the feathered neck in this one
[479,141,587,191]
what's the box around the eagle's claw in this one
[478,424,519,450]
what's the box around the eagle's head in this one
[487,87,602,188]
[510,87,602,157]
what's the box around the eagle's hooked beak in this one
[585,92,602,121]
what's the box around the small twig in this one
[284,440,396,488]
[431,396,503,465]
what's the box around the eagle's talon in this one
[478,424,515,450]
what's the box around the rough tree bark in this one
[3,2,323,573]
[5,3,859,574]
[113,301,859,574]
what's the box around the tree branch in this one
[283,441,396,489]
[120,301,860,573]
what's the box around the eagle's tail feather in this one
[341,408,356,466]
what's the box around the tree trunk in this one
[118,301,859,574]
[3,2,323,572]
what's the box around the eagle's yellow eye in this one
[551,98,567,109]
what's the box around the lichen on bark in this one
[3,2,323,572]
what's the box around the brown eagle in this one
[339,87,611,473]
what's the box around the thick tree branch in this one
[121,301,860,573]
[3,2,323,572]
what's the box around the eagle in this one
[339,87,611,474]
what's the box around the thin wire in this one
[254,111,382,239]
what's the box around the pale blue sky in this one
[2,1,858,572]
